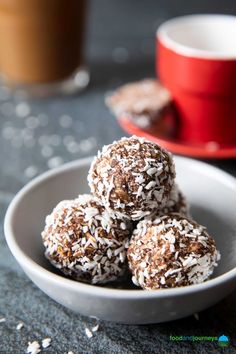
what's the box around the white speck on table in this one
[85,327,93,339]
[42,337,51,348]
[16,322,24,330]
[26,341,41,354]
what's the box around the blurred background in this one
[86,0,236,68]
[1,0,236,194]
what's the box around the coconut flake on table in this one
[42,338,51,348]
[16,322,24,330]
[26,341,41,354]
[85,327,93,339]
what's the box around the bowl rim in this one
[4,156,236,299]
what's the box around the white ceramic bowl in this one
[4,157,236,324]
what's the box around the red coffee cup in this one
[157,15,236,145]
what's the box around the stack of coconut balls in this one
[42,136,220,290]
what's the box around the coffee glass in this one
[0,0,89,96]
[157,15,236,145]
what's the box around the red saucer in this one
[118,115,236,159]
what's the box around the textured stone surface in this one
[1,1,236,353]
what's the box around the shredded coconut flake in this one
[85,327,93,338]
[26,341,41,354]
[91,324,99,332]
[42,338,51,349]
[16,322,24,330]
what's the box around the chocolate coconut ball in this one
[151,184,189,218]
[106,79,172,129]
[128,213,220,290]
[42,194,131,284]
[88,136,175,221]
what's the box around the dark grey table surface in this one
[1,1,236,353]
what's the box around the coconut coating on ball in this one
[42,195,131,284]
[128,213,220,290]
[88,136,175,221]
[151,184,189,218]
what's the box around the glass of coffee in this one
[0,0,89,96]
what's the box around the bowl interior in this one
[6,157,236,288]
[158,15,236,58]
